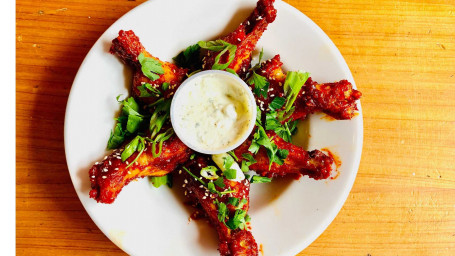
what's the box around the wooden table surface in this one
[16,0,455,255]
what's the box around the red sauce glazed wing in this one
[183,156,258,256]
[89,136,192,204]
[293,78,362,120]
[202,0,277,78]
[252,54,362,120]
[234,131,334,180]
[110,30,188,104]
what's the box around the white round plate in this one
[64,0,363,255]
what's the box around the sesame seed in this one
[91,175,95,178]
[237,38,241,42]
[202,196,206,199]
[128,171,131,174]
[182,184,186,188]
[179,170,182,174]
[199,185,203,188]
[115,168,119,170]
[103,168,108,172]
[95,162,99,165]
[108,161,111,165]
[256,16,262,20]
[184,179,188,184]
[102,176,107,179]
[185,191,188,196]
[247,21,250,25]
[205,193,208,197]
[104,156,108,160]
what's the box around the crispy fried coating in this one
[183,156,258,256]
[202,0,277,78]
[253,54,361,120]
[89,136,192,204]
[293,78,362,120]
[234,131,334,180]
[110,30,188,104]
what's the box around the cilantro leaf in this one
[172,43,201,69]
[216,201,228,223]
[269,97,285,111]
[283,71,309,112]
[228,197,240,207]
[214,177,225,188]
[247,71,269,98]
[126,114,143,134]
[138,53,164,81]
[107,123,125,150]
[223,168,237,180]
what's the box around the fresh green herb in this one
[250,175,272,183]
[242,153,257,165]
[149,128,174,158]
[255,106,262,124]
[137,83,161,97]
[207,182,217,194]
[190,154,196,160]
[269,97,285,111]
[226,209,248,230]
[219,190,235,195]
[149,99,171,138]
[225,68,238,76]
[247,71,269,98]
[215,201,228,223]
[227,151,239,161]
[198,40,230,51]
[172,43,201,69]
[265,111,298,143]
[138,53,164,81]
[119,96,143,117]
[162,82,170,91]
[214,177,225,188]
[240,153,257,173]
[200,166,219,180]
[228,197,240,207]
[121,136,146,168]
[107,123,125,150]
[283,71,309,112]
[182,167,207,187]
[222,155,237,179]
[150,174,172,188]
[241,161,249,173]
[198,40,237,70]
[223,169,237,180]
[212,43,237,70]
[248,125,288,168]
[238,198,247,209]
[126,114,143,134]
[250,48,264,72]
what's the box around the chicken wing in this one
[89,136,192,204]
[202,0,277,78]
[110,30,188,104]
[253,54,362,120]
[234,131,334,180]
[182,155,258,256]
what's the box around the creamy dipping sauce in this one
[171,71,256,153]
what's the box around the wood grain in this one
[16,0,455,255]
